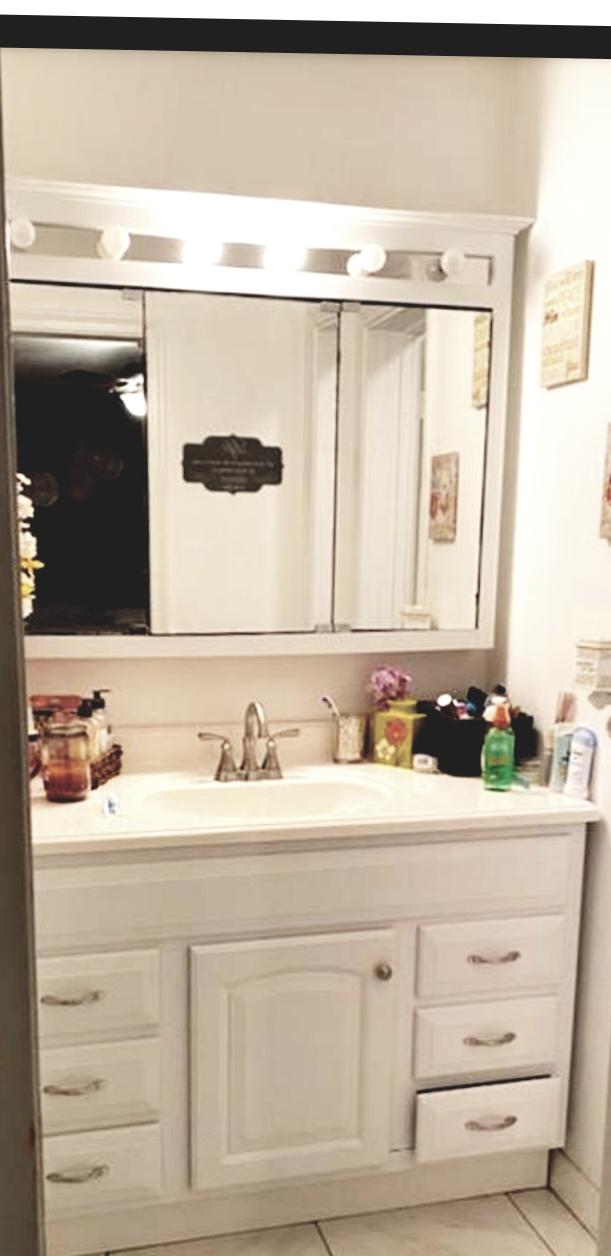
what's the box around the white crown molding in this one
[6,176,534,245]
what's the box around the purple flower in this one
[367,664,413,710]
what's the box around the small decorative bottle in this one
[482,703,515,791]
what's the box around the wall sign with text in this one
[182,435,283,494]
[541,260,594,389]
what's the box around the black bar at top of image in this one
[0,19,608,59]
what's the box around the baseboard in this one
[550,1148,599,1237]
[46,1148,548,1256]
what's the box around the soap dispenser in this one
[91,689,111,754]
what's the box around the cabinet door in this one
[191,930,398,1189]
[147,291,338,634]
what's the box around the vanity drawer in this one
[417,916,566,999]
[37,950,160,1044]
[35,837,573,948]
[414,996,560,1080]
[415,1076,562,1162]
[40,1038,161,1134]
[43,1124,162,1214]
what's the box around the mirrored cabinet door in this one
[147,292,338,634]
[334,306,491,633]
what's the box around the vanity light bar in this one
[7,219,491,286]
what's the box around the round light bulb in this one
[439,248,465,279]
[96,226,131,261]
[181,237,224,268]
[359,243,387,274]
[346,252,367,278]
[263,241,307,272]
[10,218,36,250]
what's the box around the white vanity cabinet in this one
[32,803,591,1256]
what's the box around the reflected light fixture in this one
[263,240,308,271]
[346,252,367,278]
[111,372,147,419]
[10,218,36,250]
[181,237,224,268]
[96,225,131,261]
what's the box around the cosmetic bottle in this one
[77,698,101,761]
[549,723,575,793]
[482,702,515,791]
[91,689,111,754]
[564,727,597,799]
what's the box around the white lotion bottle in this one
[564,727,597,799]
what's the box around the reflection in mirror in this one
[334,306,491,632]
[148,292,338,634]
[14,331,148,634]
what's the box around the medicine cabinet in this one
[8,178,531,657]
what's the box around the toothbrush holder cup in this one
[332,714,368,763]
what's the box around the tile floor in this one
[110,1189,596,1255]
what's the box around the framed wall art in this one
[472,312,492,408]
[429,452,459,542]
[541,260,594,389]
[600,423,611,541]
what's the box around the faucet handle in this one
[197,731,239,782]
[261,728,301,779]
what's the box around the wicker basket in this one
[90,743,123,790]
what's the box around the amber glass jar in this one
[40,721,91,802]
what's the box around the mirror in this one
[12,282,492,638]
[146,290,491,636]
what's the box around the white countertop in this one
[30,764,599,858]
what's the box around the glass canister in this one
[40,721,91,802]
[372,698,425,769]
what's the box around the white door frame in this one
[0,111,45,1253]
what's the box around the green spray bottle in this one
[482,702,515,791]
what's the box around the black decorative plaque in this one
[182,435,283,494]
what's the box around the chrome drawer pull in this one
[46,1164,110,1185]
[467,950,521,966]
[463,1032,517,1048]
[465,1115,518,1132]
[41,990,106,1008]
[43,1078,108,1098]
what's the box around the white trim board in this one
[551,1149,600,1238]
[46,1147,547,1256]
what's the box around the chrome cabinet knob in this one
[374,962,393,981]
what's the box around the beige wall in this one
[499,57,611,1197]
[2,48,525,725]
[1,49,526,214]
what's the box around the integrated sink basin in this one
[142,768,392,824]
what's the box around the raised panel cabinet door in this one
[190,929,399,1190]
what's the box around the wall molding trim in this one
[550,1148,599,1238]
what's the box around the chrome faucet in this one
[241,701,270,779]
[198,700,300,781]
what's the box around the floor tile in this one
[510,1189,596,1256]
[319,1193,550,1254]
[112,1221,328,1255]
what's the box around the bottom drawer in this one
[416,1077,562,1162]
[43,1124,162,1214]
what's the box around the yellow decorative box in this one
[371,698,425,769]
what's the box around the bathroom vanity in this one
[31,766,597,1256]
